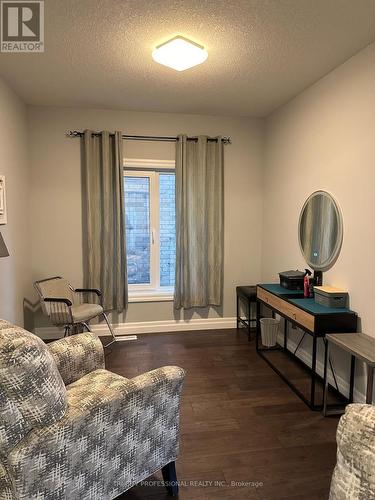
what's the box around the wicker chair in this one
[34,276,116,346]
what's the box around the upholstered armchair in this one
[329,403,375,499]
[0,320,185,499]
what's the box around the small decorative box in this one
[314,286,349,308]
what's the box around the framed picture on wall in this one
[0,176,7,225]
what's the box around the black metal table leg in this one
[248,299,251,341]
[293,332,306,356]
[366,366,374,404]
[323,339,329,416]
[310,335,317,408]
[256,300,261,350]
[236,294,239,329]
[284,318,288,350]
[349,355,355,403]
[324,338,355,416]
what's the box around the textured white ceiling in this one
[1,0,375,116]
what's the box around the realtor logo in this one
[1,0,44,52]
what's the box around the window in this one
[124,160,176,300]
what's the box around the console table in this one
[256,284,358,411]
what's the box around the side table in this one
[324,333,375,416]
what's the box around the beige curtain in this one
[174,135,224,309]
[81,130,128,312]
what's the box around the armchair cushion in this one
[330,403,375,499]
[71,303,103,323]
[7,366,185,500]
[48,332,105,385]
[0,326,67,454]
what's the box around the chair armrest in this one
[74,288,102,305]
[43,297,73,306]
[75,288,102,297]
[7,366,185,499]
[48,332,105,385]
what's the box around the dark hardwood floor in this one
[103,329,339,500]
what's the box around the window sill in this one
[128,289,174,303]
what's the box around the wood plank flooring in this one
[103,329,339,500]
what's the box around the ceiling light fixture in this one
[152,36,208,71]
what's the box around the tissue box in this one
[314,286,348,308]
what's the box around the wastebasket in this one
[260,318,279,347]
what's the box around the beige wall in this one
[0,78,32,325]
[2,36,375,397]
[28,106,264,325]
[263,41,375,398]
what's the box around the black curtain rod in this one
[67,130,232,145]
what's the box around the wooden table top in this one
[327,333,375,366]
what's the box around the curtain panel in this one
[174,135,224,309]
[81,130,128,312]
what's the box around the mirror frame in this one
[298,190,343,272]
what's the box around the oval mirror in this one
[298,191,343,272]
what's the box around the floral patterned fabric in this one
[0,323,185,500]
[330,403,375,500]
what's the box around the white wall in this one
[0,78,32,326]
[263,41,375,399]
[28,106,264,327]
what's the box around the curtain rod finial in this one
[67,131,82,138]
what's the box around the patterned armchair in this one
[0,320,185,500]
[330,404,375,499]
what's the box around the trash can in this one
[260,318,279,347]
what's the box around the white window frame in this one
[124,158,175,302]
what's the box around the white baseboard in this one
[34,316,237,340]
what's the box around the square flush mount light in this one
[152,36,208,71]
